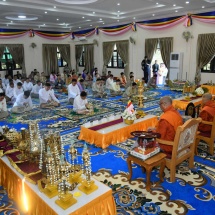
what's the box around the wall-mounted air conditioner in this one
[169,52,183,80]
[78,36,87,41]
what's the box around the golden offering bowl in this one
[124,119,134,125]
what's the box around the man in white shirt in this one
[13,75,21,85]
[73,91,90,114]
[11,91,33,113]
[23,78,33,92]
[39,83,60,109]
[2,75,10,87]
[110,79,123,96]
[13,82,24,99]
[0,79,6,92]
[31,81,42,98]
[106,74,114,90]
[5,81,15,102]
[0,92,9,119]
[68,79,80,104]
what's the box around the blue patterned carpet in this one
[1,88,215,215]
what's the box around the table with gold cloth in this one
[0,156,117,215]
[172,96,203,110]
[79,115,158,149]
[201,85,215,94]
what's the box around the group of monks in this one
[149,93,215,156]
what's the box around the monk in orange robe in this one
[198,93,215,133]
[148,96,183,153]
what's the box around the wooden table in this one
[0,156,117,215]
[79,115,158,149]
[127,153,166,191]
[172,96,203,110]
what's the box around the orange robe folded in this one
[156,105,183,153]
[198,100,215,132]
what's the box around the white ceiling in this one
[0,0,214,32]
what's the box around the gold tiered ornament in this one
[78,144,98,194]
[29,121,42,163]
[137,81,144,108]
[69,142,82,184]
[55,156,77,209]
[38,146,58,198]
[38,132,65,199]
[55,177,77,210]
[183,81,196,100]
[17,128,29,160]
[2,125,99,209]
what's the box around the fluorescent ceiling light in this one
[55,0,98,4]
[6,16,38,21]
[18,15,26,18]
[204,0,215,3]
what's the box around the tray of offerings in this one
[130,131,161,160]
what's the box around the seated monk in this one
[198,93,215,133]
[148,96,183,154]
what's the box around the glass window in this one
[201,55,215,73]
[151,42,164,77]
[107,44,125,69]
[0,47,21,71]
[57,47,67,67]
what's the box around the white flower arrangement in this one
[122,109,136,120]
[195,87,204,96]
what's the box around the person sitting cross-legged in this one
[0,92,9,119]
[11,91,33,113]
[147,74,157,89]
[23,78,33,92]
[13,75,21,85]
[77,79,85,92]
[92,78,107,98]
[14,82,24,100]
[110,79,123,96]
[31,80,42,98]
[68,79,80,104]
[0,79,6,92]
[39,82,60,109]
[55,75,65,90]
[148,96,183,155]
[122,82,137,99]
[119,72,127,87]
[5,81,15,103]
[125,75,135,88]
[73,91,91,114]
[106,74,114,90]
[85,72,93,89]
[198,93,215,133]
